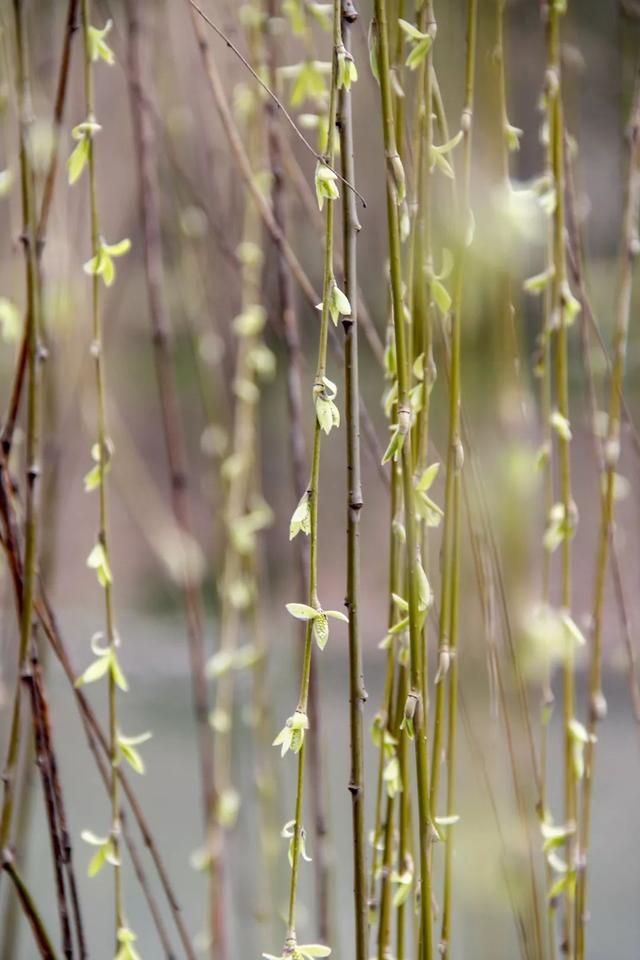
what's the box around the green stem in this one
[285,1,342,945]
[377,665,405,960]
[429,0,455,824]
[81,0,123,941]
[539,17,558,960]
[339,6,368,960]
[440,6,477,953]
[368,461,401,938]
[372,0,433,955]
[575,75,640,960]
[546,3,576,953]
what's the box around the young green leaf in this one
[406,37,432,70]
[431,278,451,315]
[67,118,101,185]
[117,731,151,775]
[273,710,309,757]
[87,541,112,587]
[290,492,311,540]
[115,927,142,960]
[383,755,402,798]
[417,462,440,492]
[314,162,339,210]
[416,559,433,611]
[83,237,131,287]
[67,138,90,185]
[550,409,572,442]
[505,122,524,151]
[328,280,351,325]
[337,49,358,90]
[286,602,319,621]
[88,20,115,65]
[81,830,120,877]
[381,424,406,465]
[524,266,555,294]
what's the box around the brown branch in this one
[564,131,640,731]
[0,461,195,960]
[124,0,213,833]
[30,647,87,959]
[39,597,194,960]
[23,654,73,959]
[1,0,79,456]
[1,852,60,960]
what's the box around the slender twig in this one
[284,4,342,949]
[545,1,577,952]
[1,0,78,457]
[376,665,404,960]
[1,852,61,960]
[440,2,477,954]
[564,134,640,730]
[372,0,434,955]
[262,3,334,939]
[574,71,640,960]
[338,4,367,959]
[260,8,330,941]
[537,30,559,960]
[207,14,272,951]
[188,0,365,207]
[124,4,216,952]
[0,461,196,959]
[187,0,387,487]
[0,0,44,874]
[80,0,124,942]
[23,654,73,958]
[31,650,86,959]
[274,138,385,366]
[367,469,401,940]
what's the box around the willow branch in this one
[338,4,367,959]
[124,10,216,953]
[372,0,434,955]
[0,0,44,872]
[575,70,640,960]
[1,0,78,456]
[1,853,61,960]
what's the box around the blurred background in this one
[0,0,640,957]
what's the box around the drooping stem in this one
[546,1,576,953]
[24,652,73,958]
[537,15,559,960]
[0,0,44,869]
[367,464,401,940]
[80,0,123,941]
[440,2,477,954]
[187,0,386,488]
[1,853,61,960]
[428,0,455,823]
[338,6,367,958]
[376,665,404,960]
[125,0,213,816]
[0,462,195,958]
[124,4,217,954]
[372,0,433,955]
[574,72,640,960]
[284,1,343,949]
[1,0,78,459]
